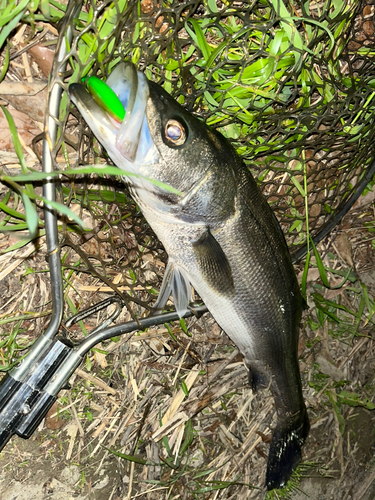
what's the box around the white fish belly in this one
[141,212,257,360]
[189,276,256,360]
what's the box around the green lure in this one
[84,76,125,122]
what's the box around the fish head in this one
[69,63,238,222]
[69,63,158,175]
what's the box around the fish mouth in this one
[69,63,159,171]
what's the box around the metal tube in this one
[74,304,209,356]
[44,304,208,396]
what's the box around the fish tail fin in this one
[266,406,310,491]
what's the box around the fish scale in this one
[69,62,310,491]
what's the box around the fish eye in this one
[165,119,186,145]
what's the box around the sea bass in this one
[69,63,309,490]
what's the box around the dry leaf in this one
[353,188,375,209]
[334,232,354,268]
[28,45,55,77]
[0,81,47,95]
[0,105,43,151]
[94,343,108,369]
[315,355,347,382]
[145,338,166,354]
[1,84,48,124]
[45,401,65,430]
[297,267,321,284]
[325,287,346,300]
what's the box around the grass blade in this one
[0,8,26,51]
[103,447,148,464]
[3,165,182,195]
[187,19,211,62]
[310,237,330,288]
[21,192,38,237]
[1,106,33,194]
[0,44,9,82]
[301,251,310,299]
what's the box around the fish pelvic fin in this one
[153,260,192,318]
[266,406,310,491]
[192,228,234,296]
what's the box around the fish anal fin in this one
[152,260,174,314]
[192,228,234,296]
[266,406,310,490]
[247,364,268,392]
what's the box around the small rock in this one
[316,355,347,382]
[93,476,109,490]
[60,465,81,486]
[189,448,204,468]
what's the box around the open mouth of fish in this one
[69,63,160,172]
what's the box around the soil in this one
[0,434,119,500]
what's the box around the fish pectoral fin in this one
[192,228,234,296]
[266,406,310,490]
[153,260,192,318]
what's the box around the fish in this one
[69,63,310,490]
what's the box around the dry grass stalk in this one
[162,365,201,425]
[68,393,84,438]
[91,406,117,439]
[0,243,44,281]
[76,368,117,395]
[66,423,78,460]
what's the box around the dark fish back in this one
[214,164,309,489]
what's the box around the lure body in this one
[85,76,125,122]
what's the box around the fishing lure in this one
[84,76,125,122]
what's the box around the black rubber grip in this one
[0,339,72,450]
[16,392,57,439]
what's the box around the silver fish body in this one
[69,63,309,490]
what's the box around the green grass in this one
[0,320,34,371]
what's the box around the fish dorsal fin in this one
[153,260,192,318]
[192,228,235,296]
